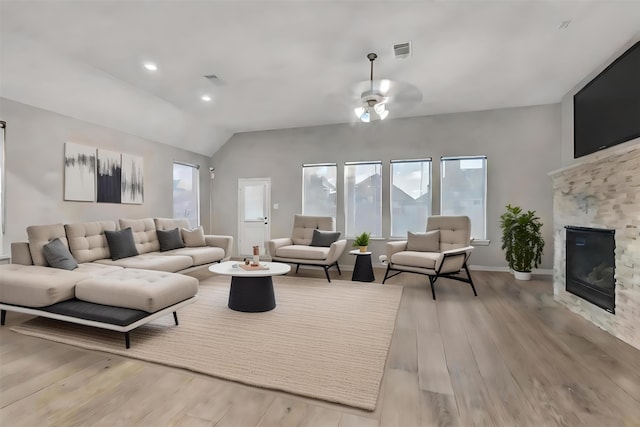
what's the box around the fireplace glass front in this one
[565,226,615,314]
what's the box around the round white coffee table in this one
[209,261,291,312]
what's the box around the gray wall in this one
[211,104,561,269]
[1,98,212,255]
[559,35,640,167]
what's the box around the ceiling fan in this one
[351,52,422,123]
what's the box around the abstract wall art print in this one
[97,149,122,203]
[64,142,96,202]
[121,153,144,204]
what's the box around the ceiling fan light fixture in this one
[354,53,392,123]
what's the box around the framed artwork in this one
[64,142,96,202]
[97,149,122,203]
[121,153,144,204]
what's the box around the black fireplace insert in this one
[565,226,615,313]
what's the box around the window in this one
[390,159,432,237]
[173,162,200,227]
[0,122,4,253]
[302,163,337,217]
[344,161,382,237]
[440,156,487,240]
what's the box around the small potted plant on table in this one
[353,232,371,253]
[500,204,545,280]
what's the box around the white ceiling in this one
[1,1,639,156]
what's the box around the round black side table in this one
[349,250,375,282]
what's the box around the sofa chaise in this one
[0,217,233,347]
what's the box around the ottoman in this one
[1,268,198,349]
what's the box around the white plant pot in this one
[513,270,532,281]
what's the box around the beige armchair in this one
[267,215,347,282]
[382,215,477,299]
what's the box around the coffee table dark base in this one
[228,276,276,312]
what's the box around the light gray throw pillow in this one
[181,226,206,247]
[406,230,440,252]
[42,238,78,270]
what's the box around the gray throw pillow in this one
[104,227,139,260]
[309,229,341,247]
[42,238,78,270]
[406,230,440,252]
[157,228,185,252]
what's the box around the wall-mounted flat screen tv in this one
[574,41,640,158]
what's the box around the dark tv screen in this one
[574,41,640,158]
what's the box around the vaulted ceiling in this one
[1,1,639,156]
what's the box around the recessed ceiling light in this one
[201,95,212,102]
[143,62,157,71]
[559,20,571,29]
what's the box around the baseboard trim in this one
[469,265,553,275]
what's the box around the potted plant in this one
[499,204,545,280]
[353,232,371,253]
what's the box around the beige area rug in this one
[11,275,402,410]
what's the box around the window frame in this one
[172,161,200,227]
[390,158,433,238]
[0,121,5,254]
[301,163,338,218]
[440,155,487,240]
[343,160,383,238]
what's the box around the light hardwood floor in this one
[1,268,639,426]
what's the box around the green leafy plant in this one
[353,231,371,247]
[500,204,545,272]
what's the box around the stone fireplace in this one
[550,142,640,351]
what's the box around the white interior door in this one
[238,178,271,256]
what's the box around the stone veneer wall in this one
[549,142,640,350]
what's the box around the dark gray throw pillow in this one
[105,227,139,260]
[157,228,185,252]
[42,238,78,270]
[309,229,341,247]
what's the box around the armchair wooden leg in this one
[464,263,478,296]
[382,265,392,284]
[335,262,342,276]
[428,276,437,300]
[295,264,300,274]
[323,266,332,283]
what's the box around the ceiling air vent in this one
[393,42,411,59]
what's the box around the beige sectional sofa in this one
[0,217,233,348]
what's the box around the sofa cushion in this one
[42,238,78,270]
[93,253,193,272]
[119,218,160,254]
[73,263,124,275]
[154,217,190,231]
[0,264,87,307]
[157,228,185,252]
[26,224,68,267]
[182,226,206,247]
[406,230,440,252]
[309,229,341,247]
[75,268,198,313]
[105,228,139,260]
[391,251,439,269]
[65,221,117,263]
[165,246,225,265]
[275,245,330,260]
